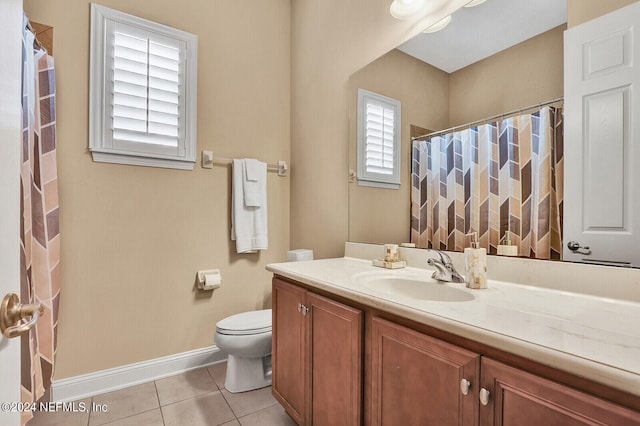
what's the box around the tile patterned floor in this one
[28,362,297,426]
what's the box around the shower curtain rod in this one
[412,96,564,142]
[25,17,45,52]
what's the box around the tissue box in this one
[287,249,314,262]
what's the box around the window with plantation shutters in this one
[356,89,401,189]
[89,4,198,170]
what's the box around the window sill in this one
[90,149,195,171]
[357,179,400,190]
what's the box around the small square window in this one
[357,89,401,189]
[89,4,198,170]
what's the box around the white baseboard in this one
[52,345,226,402]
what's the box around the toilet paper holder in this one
[197,269,222,291]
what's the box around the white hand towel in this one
[243,158,265,207]
[231,159,268,253]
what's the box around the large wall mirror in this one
[348,0,638,266]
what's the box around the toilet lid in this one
[216,309,272,335]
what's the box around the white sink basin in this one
[359,276,475,302]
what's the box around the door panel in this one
[307,292,362,426]
[479,358,640,426]
[0,1,25,425]
[369,317,479,426]
[583,87,627,229]
[564,2,640,266]
[272,278,306,425]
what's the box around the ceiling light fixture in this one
[464,0,487,7]
[389,0,425,20]
[422,14,452,33]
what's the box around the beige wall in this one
[348,50,449,244]
[449,25,565,126]
[23,0,290,379]
[568,0,638,27]
[290,0,471,259]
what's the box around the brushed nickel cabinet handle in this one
[479,388,491,406]
[0,293,44,338]
[460,378,471,396]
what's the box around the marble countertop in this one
[266,257,640,396]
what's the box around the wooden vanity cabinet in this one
[272,278,363,425]
[272,276,640,426]
[479,357,640,426]
[369,317,480,426]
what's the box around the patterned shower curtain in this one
[411,106,563,259]
[21,15,60,425]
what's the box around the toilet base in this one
[225,354,272,393]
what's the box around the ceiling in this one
[396,0,568,73]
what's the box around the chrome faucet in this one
[427,249,464,283]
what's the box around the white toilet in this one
[214,309,272,393]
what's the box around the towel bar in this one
[202,151,288,177]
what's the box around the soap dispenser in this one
[464,232,487,289]
[497,231,518,256]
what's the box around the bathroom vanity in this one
[267,249,640,425]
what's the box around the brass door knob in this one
[0,293,44,338]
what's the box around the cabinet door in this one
[369,317,480,426]
[306,292,363,426]
[272,278,307,424]
[479,357,640,426]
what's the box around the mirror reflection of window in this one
[357,89,401,190]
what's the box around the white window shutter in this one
[364,102,396,175]
[112,28,181,148]
[89,4,197,170]
[357,89,401,189]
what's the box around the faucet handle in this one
[426,248,452,265]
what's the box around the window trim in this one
[356,89,401,189]
[89,3,198,170]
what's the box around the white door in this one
[564,2,640,266]
[0,0,24,425]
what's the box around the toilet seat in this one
[216,309,272,336]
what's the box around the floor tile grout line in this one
[235,401,280,423]
[205,364,216,385]
[153,380,167,426]
[219,387,281,421]
[158,389,224,409]
[97,407,161,426]
[87,396,93,426]
[209,364,242,424]
[217,388,241,420]
[154,366,222,408]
